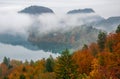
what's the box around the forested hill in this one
[28,25,99,53]
[19,5,54,14]
[67,8,95,14]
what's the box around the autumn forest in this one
[0,24,120,79]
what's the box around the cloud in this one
[0,12,32,37]
[0,43,60,62]
[0,7,102,37]
[28,13,102,36]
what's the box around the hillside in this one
[19,5,54,14]
[28,25,99,53]
[67,8,95,14]
[0,34,39,50]
[94,16,120,32]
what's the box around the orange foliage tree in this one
[73,49,94,75]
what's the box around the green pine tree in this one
[116,24,120,33]
[4,76,9,79]
[55,49,78,79]
[30,60,34,66]
[3,57,12,69]
[97,31,107,52]
[45,55,54,72]
[82,44,88,50]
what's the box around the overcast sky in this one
[0,0,120,18]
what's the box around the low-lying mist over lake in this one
[0,43,60,62]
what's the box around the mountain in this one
[0,26,99,53]
[0,33,39,50]
[67,8,95,14]
[67,9,120,32]
[94,16,120,32]
[66,8,105,26]
[19,5,54,14]
[28,25,99,53]
[2,6,120,53]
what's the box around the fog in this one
[29,13,101,36]
[0,43,60,62]
[0,12,32,36]
[0,7,102,62]
[0,8,102,37]
[0,0,120,62]
[0,7,103,62]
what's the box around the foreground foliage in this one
[55,49,78,79]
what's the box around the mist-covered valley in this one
[0,5,120,61]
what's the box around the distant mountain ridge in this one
[19,5,54,14]
[66,8,105,25]
[94,16,120,32]
[67,8,95,14]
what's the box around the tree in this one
[89,58,101,79]
[3,57,10,67]
[30,60,34,66]
[2,57,12,69]
[97,31,107,52]
[0,63,8,78]
[116,24,120,33]
[24,60,29,65]
[73,50,94,75]
[20,74,26,79]
[55,49,78,79]
[22,66,26,72]
[45,55,54,72]
[82,44,88,50]
[89,43,99,56]
[4,76,9,79]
